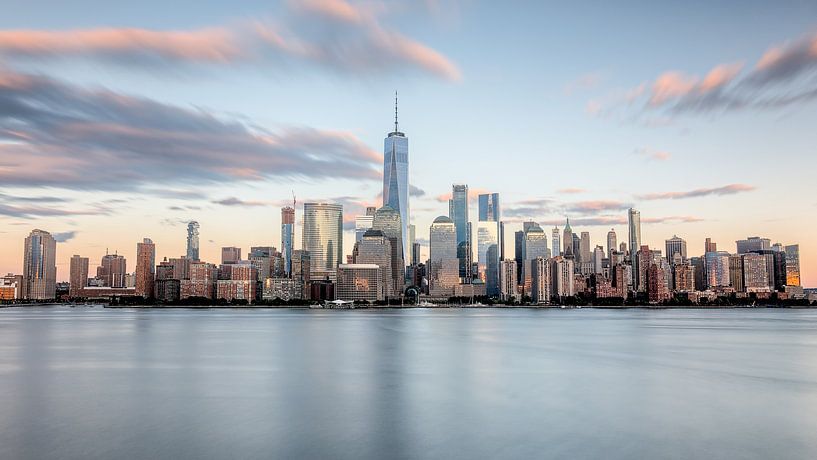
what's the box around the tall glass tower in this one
[477,193,501,295]
[281,207,294,276]
[186,221,200,261]
[628,208,642,290]
[383,92,410,268]
[450,184,469,279]
[303,202,343,281]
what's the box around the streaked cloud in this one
[594,29,817,117]
[212,197,269,207]
[0,0,460,81]
[565,200,631,214]
[557,188,586,194]
[0,68,381,192]
[638,184,755,200]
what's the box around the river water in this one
[1,306,816,459]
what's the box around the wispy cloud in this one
[564,200,631,214]
[557,188,586,194]
[0,68,381,192]
[634,147,671,161]
[52,231,77,243]
[638,184,755,200]
[0,0,460,81]
[593,29,817,118]
[212,197,269,207]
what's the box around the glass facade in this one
[186,221,200,261]
[383,130,410,266]
[302,203,343,281]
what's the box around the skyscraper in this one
[221,247,241,264]
[352,229,392,299]
[69,254,89,298]
[354,214,374,244]
[23,229,57,300]
[98,253,126,288]
[303,202,343,281]
[665,235,688,262]
[563,218,573,257]
[606,228,617,260]
[429,216,458,297]
[552,226,561,257]
[450,184,470,279]
[477,193,501,295]
[785,244,801,286]
[736,236,771,254]
[579,232,591,263]
[281,206,295,276]
[383,93,410,266]
[135,238,155,298]
[628,208,641,290]
[372,206,405,297]
[186,221,200,261]
[522,224,549,296]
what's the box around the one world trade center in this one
[383,92,410,267]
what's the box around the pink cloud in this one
[638,184,755,200]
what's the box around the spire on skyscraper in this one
[394,90,399,132]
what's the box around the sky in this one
[0,0,816,286]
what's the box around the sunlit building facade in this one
[303,202,343,281]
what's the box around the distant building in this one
[221,247,242,265]
[155,279,181,302]
[531,257,550,304]
[372,206,405,296]
[665,235,687,262]
[742,253,770,293]
[477,192,501,296]
[135,238,155,298]
[262,278,302,301]
[69,255,89,298]
[705,251,731,289]
[628,209,642,290]
[552,227,561,258]
[522,224,549,296]
[499,259,517,302]
[551,256,575,298]
[353,229,393,299]
[22,229,57,300]
[98,253,126,288]
[180,261,218,299]
[729,254,745,292]
[355,214,374,243]
[216,263,257,302]
[736,236,771,254]
[450,184,470,279]
[336,264,383,302]
[281,206,295,275]
[785,245,801,286]
[606,229,617,261]
[429,216,459,297]
[0,273,24,300]
[648,264,670,303]
[303,202,343,282]
[186,221,200,261]
[579,232,591,264]
[673,263,695,293]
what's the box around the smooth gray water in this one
[1,307,816,459]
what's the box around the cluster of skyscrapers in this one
[0,97,808,305]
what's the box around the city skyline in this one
[0,1,816,287]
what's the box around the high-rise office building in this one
[186,221,200,261]
[98,253,127,288]
[23,229,57,300]
[729,254,745,292]
[383,93,410,266]
[303,202,343,281]
[531,257,551,304]
[579,232,591,263]
[552,226,561,258]
[355,214,374,244]
[515,230,525,285]
[449,184,470,279]
[135,238,155,298]
[736,236,771,254]
[742,253,770,292]
[551,257,575,298]
[373,205,404,296]
[429,216,458,297]
[593,246,604,274]
[628,209,641,290]
[522,224,549,296]
[785,244,800,286]
[705,238,717,254]
[563,218,574,257]
[477,193,501,295]
[69,254,89,298]
[336,264,384,302]
[408,224,416,267]
[281,206,295,276]
[665,235,687,262]
[606,228,617,261]
[499,259,518,301]
[353,229,393,299]
[221,247,242,264]
[705,251,731,289]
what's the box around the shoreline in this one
[2,303,815,310]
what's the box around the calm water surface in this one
[1,307,816,459]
